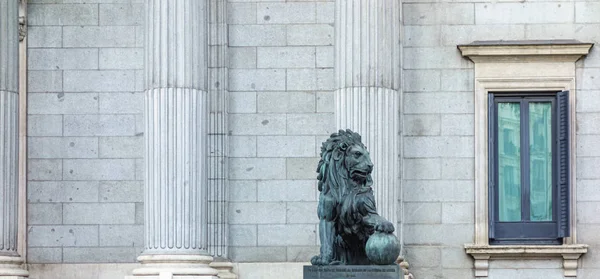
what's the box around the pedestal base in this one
[0,255,28,277]
[131,254,218,279]
[303,265,400,279]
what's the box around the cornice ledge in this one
[464,244,588,277]
[458,40,593,63]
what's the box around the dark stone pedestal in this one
[303,265,400,279]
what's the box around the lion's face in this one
[344,144,373,183]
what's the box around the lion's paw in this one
[375,221,395,234]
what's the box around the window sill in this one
[464,243,588,277]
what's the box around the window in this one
[488,91,570,245]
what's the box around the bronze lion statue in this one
[311,129,397,266]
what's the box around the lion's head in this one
[316,129,374,196]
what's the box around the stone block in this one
[287,24,333,46]
[63,26,136,47]
[99,225,144,247]
[229,225,258,246]
[403,3,474,25]
[286,157,320,179]
[403,70,441,92]
[230,92,257,113]
[441,114,474,136]
[99,181,143,203]
[404,246,441,268]
[29,4,98,26]
[28,203,63,225]
[28,93,99,115]
[28,159,63,181]
[257,180,316,202]
[99,48,144,70]
[64,114,136,136]
[441,247,473,269]
[577,68,600,90]
[577,91,600,113]
[404,158,441,179]
[578,135,600,157]
[577,202,600,224]
[316,2,334,24]
[229,25,286,46]
[403,180,474,202]
[27,248,62,264]
[258,3,315,24]
[229,202,287,224]
[62,247,138,263]
[63,203,136,224]
[228,3,257,24]
[229,47,257,68]
[257,47,316,68]
[404,202,442,224]
[404,136,473,158]
[229,113,286,135]
[28,70,62,93]
[230,246,287,262]
[28,136,98,159]
[442,202,474,224]
[28,48,99,70]
[404,114,441,136]
[577,113,600,135]
[63,70,136,92]
[28,225,99,247]
[256,136,316,157]
[286,202,318,224]
[475,3,574,24]
[404,47,471,69]
[99,136,143,158]
[229,158,286,179]
[403,224,473,246]
[229,69,286,91]
[578,180,600,202]
[287,113,335,135]
[578,157,600,179]
[63,159,136,180]
[229,136,257,157]
[230,180,258,202]
[98,92,143,114]
[441,158,474,180]
[28,115,63,136]
[28,26,62,48]
[441,24,525,46]
[404,92,473,114]
[134,158,144,180]
[288,246,319,262]
[404,25,440,47]
[99,4,144,26]
[258,224,316,246]
[28,180,99,203]
[316,91,334,113]
[316,46,334,68]
[257,91,315,113]
[441,69,474,91]
[135,202,143,224]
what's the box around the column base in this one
[0,255,28,277]
[209,261,237,279]
[131,254,218,279]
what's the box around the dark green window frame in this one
[488,91,570,245]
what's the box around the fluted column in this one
[0,0,27,277]
[133,0,217,277]
[335,0,401,229]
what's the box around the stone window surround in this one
[458,41,594,278]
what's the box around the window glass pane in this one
[498,102,522,222]
[529,102,553,221]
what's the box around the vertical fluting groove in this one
[335,0,401,228]
[144,0,209,254]
[0,0,19,255]
[207,0,228,258]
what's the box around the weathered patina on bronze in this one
[311,129,400,266]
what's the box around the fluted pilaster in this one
[0,0,27,277]
[335,0,401,228]
[135,0,217,277]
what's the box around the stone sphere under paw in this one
[365,232,401,265]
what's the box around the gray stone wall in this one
[227,0,335,262]
[26,0,144,263]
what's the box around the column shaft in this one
[0,0,27,277]
[136,0,217,277]
[335,0,401,227]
